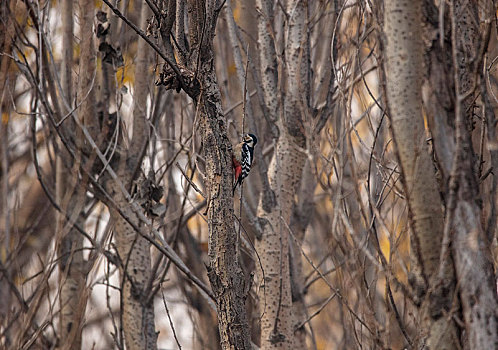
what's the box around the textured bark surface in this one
[78,0,98,141]
[201,62,252,350]
[129,3,152,167]
[479,0,498,243]
[289,159,316,349]
[182,3,252,349]
[254,0,308,348]
[255,135,306,350]
[107,181,157,350]
[449,1,498,348]
[422,1,456,182]
[254,0,283,345]
[384,0,459,348]
[452,202,498,349]
[384,0,442,281]
[255,0,278,120]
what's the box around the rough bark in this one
[254,0,282,344]
[255,0,278,120]
[449,1,498,348]
[255,134,306,350]
[138,0,253,347]
[384,0,459,348]
[130,4,152,156]
[289,159,315,349]
[175,1,253,349]
[202,60,252,350]
[479,0,498,243]
[57,181,87,350]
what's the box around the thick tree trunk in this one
[449,1,498,348]
[201,62,252,350]
[255,132,306,350]
[254,0,309,348]
[177,4,252,350]
[107,184,158,350]
[384,0,459,348]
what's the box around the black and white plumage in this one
[232,133,258,194]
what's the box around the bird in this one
[232,133,258,195]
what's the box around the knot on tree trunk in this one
[156,65,200,97]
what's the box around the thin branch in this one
[175,162,207,198]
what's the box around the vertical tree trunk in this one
[384,0,459,348]
[254,0,309,348]
[289,159,316,349]
[255,133,305,349]
[57,0,87,347]
[158,1,255,349]
[201,61,252,350]
[449,1,498,348]
[104,3,157,349]
[107,189,158,350]
[0,0,15,327]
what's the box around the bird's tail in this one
[232,178,241,195]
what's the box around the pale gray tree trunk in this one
[104,4,157,349]
[384,0,459,348]
[106,188,158,350]
[254,0,309,348]
[57,0,89,347]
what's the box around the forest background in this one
[0,0,497,349]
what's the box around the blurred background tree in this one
[0,0,497,349]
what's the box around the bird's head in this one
[243,133,258,148]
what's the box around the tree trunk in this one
[201,62,252,350]
[175,2,253,349]
[384,0,459,348]
[104,4,158,349]
[449,1,498,348]
[254,0,309,348]
[107,185,158,350]
[57,0,88,347]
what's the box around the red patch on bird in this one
[232,156,242,179]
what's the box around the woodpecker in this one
[232,133,258,194]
